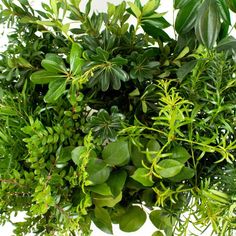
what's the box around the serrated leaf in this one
[119,206,146,232]
[131,168,154,187]
[102,140,130,166]
[44,78,67,103]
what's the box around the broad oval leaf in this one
[119,206,146,232]
[88,183,112,196]
[44,78,67,103]
[30,70,65,84]
[93,192,122,208]
[157,159,184,178]
[195,0,221,48]
[175,0,201,34]
[86,158,111,185]
[41,54,67,73]
[149,210,172,231]
[171,145,190,163]
[102,140,130,166]
[131,168,154,187]
[168,167,195,182]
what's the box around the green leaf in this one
[71,146,87,166]
[93,207,113,234]
[70,43,84,75]
[111,66,129,82]
[56,146,74,165]
[152,231,165,236]
[142,0,160,16]
[146,139,161,162]
[102,140,130,166]
[128,2,142,18]
[131,168,154,187]
[44,78,67,103]
[177,60,197,81]
[107,170,127,196]
[168,167,195,182]
[175,0,201,34]
[86,158,111,185]
[30,70,66,84]
[149,210,172,231]
[217,36,236,53]
[101,70,110,91]
[119,206,146,232]
[226,0,236,12]
[131,145,145,167]
[157,159,184,178]
[174,0,191,9]
[195,0,221,48]
[41,54,67,73]
[171,145,190,163]
[216,0,231,25]
[142,16,170,29]
[88,183,112,196]
[93,192,122,208]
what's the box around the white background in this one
[0,0,234,235]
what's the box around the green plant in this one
[0,0,236,235]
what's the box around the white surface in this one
[0,0,234,235]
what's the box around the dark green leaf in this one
[44,78,67,103]
[226,0,236,12]
[93,207,113,234]
[142,16,170,29]
[107,170,127,196]
[102,140,130,166]
[88,183,112,196]
[175,1,201,34]
[171,145,190,163]
[149,210,172,231]
[111,66,129,82]
[174,0,191,9]
[168,167,195,182]
[119,206,146,232]
[217,36,236,53]
[131,168,154,187]
[216,0,231,25]
[100,70,110,91]
[177,60,197,81]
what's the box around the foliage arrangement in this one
[0,0,236,235]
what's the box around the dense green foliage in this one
[0,0,236,235]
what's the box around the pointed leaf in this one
[142,0,160,16]
[128,2,142,18]
[88,183,112,196]
[216,0,231,25]
[70,43,84,75]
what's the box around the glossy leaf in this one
[88,183,112,196]
[175,1,201,34]
[174,0,191,9]
[152,231,164,236]
[102,140,130,166]
[41,54,67,73]
[216,0,231,25]
[171,145,190,163]
[30,70,65,84]
[44,78,67,103]
[119,206,146,232]
[131,168,154,187]
[70,43,84,75]
[195,0,221,48]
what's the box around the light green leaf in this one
[44,78,67,103]
[42,54,67,73]
[102,140,130,166]
[88,183,112,196]
[93,192,122,207]
[168,167,195,182]
[157,159,184,178]
[131,168,154,187]
[119,206,146,232]
[142,0,160,16]
[71,146,87,166]
[171,145,190,163]
[128,2,142,18]
[152,231,164,236]
[30,70,65,84]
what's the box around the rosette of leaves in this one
[129,50,160,82]
[85,106,125,144]
[83,47,129,91]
